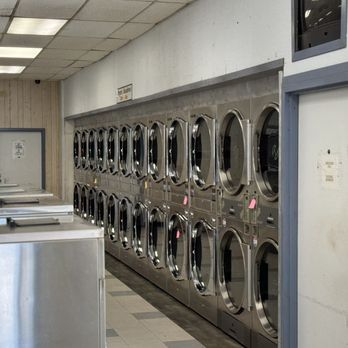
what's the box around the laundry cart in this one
[0,217,105,348]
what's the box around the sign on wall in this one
[12,140,25,159]
[117,84,133,103]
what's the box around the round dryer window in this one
[97,191,107,229]
[168,214,186,279]
[73,132,80,168]
[88,130,96,170]
[191,117,212,189]
[81,131,88,169]
[219,229,245,313]
[107,128,118,174]
[148,208,165,268]
[255,240,278,337]
[132,202,147,257]
[119,127,130,176]
[149,123,164,181]
[220,111,244,195]
[168,120,186,184]
[119,198,131,249]
[107,194,118,242]
[88,188,97,224]
[80,186,88,219]
[191,220,213,294]
[133,125,146,178]
[97,129,106,172]
[256,106,279,200]
[73,183,80,214]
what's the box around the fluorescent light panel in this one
[0,47,42,58]
[8,18,67,35]
[0,66,25,74]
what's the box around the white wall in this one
[63,0,291,116]
[298,88,348,348]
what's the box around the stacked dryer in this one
[216,76,279,348]
[165,112,191,306]
[188,107,218,325]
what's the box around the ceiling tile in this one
[30,58,74,67]
[59,20,124,38]
[110,22,153,40]
[1,34,53,48]
[78,50,109,61]
[48,36,103,50]
[0,17,9,33]
[75,0,150,22]
[24,66,63,74]
[94,38,128,51]
[20,73,55,80]
[60,67,82,75]
[15,0,86,19]
[49,75,67,81]
[0,0,17,16]
[69,60,93,68]
[0,57,33,66]
[131,2,184,23]
[38,49,86,60]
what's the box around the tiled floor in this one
[105,269,204,348]
[105,253,242,348]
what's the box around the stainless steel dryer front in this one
[105,193,120,259]
[73,131,81,169]
[73,183,81,215]
[166,203,190,306]
[119,124,133,193]
[131,200,149,278]
[132,122,148,181]
[166,113,190,207]
[96,128,108,173]
[252,102,279,227]
[87,187,97,225]
[251,225,278,348]
[96,189,108,232]
[80,185,89,220]
[80,130,89,170]
[107,127,119,175]
[118,195,135,269]
[217,217,252,347]
[189,208,218,325]
[147,119,166,202]
[190,108,217,213]
[217,100,252,222]
[87,129,97,171]
[146,199,167,291]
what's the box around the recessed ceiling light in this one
[0,66,25,74]
[8,18,67,36]
[0,47,42,58]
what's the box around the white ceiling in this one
[0,0,194,80]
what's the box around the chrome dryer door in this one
[219,110,251,195]
[254,104,279,201]
[148,206,166,269]
[119,126,132,177]
[73,131,81,169]
[191,114,216,190]
[107,127,119,175]
[132,123,148,179]
[132,202,148,258]
[254,238,278,339]
[148,121,166,182]
[167,212,189,280]
[190,219,215,295]
[119,197,133,249]
[97,128,107,173]
[107,194,118,243]
[167,118,189,186]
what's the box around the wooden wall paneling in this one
[23,80,31,128]
[9,80,19,128]
[0,79,62,197]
